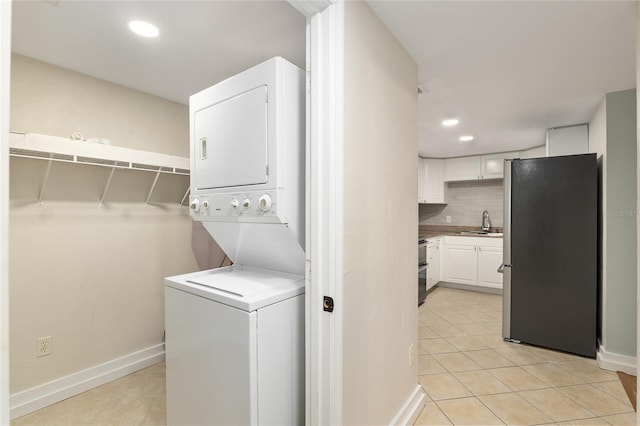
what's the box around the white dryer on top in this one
[188,57,305,274]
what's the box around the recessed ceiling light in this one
[442,118,459,127]
[128,21,159,38]
[459,135,474,142]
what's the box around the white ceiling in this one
[11,1,637,158]
[369,0,636,157]
[11,1,306,105]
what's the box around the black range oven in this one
[418,237,427,305]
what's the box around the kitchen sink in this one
[458,231,503,237]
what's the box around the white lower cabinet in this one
[443,244,477,285]
[443,236,503,290]
[426,237,441,290]
[477,246,504,288]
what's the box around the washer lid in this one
[165,265,304,312]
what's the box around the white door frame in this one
[0,0,11,424]
[289,1,345,424]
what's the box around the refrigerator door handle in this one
[497,263,511,273]
[502,159,512,340]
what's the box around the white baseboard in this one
[597,344,637,376]
[389,384,427,426]
[436,282,502,295]
[10,344,165,420]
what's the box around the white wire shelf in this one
[9,132,190,174]
[9,132,191,205]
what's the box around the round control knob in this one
[230,199,239,209]
[190,199,201,212]
[202,200,209,210]
[242,199,251,209]
[258,194,272,212]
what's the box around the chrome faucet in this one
[481,210,491,232]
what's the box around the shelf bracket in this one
[38,156,54,204]
[100,168,116,206]
[145,170,162,205]
[180,186,190,206]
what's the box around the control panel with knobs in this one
[189,191,279,221]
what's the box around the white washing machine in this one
[165,57,306,426]
[165,266,304,425]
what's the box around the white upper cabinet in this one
[419,158,445,204]
[444,156,481,182]
[445,151,520,182]
[547,124,588,157]
[480,151,520,179]
[418,157,426,202]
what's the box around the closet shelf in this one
[10,132,191,205]
[9,132,190,175]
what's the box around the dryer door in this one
[194,85,268,190]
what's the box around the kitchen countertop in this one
[419,225,504,239]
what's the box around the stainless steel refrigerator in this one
[502,153,597,358]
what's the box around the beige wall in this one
[1,3,11,423]
[636,3,640,408]
[342,2,419,423]
[589,89,637,360]
[11,55,188,157]
[603,89,637,358]
[636,3,640,406]
[589,98,607,346]
[9,54,201,392]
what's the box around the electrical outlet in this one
[446,216,452,223]
[37,336,52,357]
[409,343,415,367]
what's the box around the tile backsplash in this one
[419,180,504,227]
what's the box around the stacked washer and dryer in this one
[164,57,305,426]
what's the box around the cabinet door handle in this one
[497,263,504,273]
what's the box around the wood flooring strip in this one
[616,371,637,412]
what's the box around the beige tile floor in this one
[12,362,166,426]
[11,286,637,426]
[415,287,636,426]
